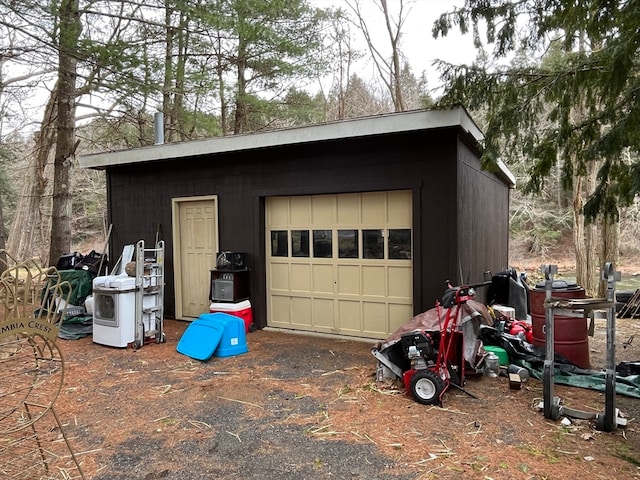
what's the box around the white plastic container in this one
[92,274,137,347]
[493,305,516,320]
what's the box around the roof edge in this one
[79,107,484,169]
[496,159,517,188]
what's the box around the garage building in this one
[79,106,515,340]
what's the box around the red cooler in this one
[210,299,253,333]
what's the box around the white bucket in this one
[493,305,515,320]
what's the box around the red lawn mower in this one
[401,281,488,405]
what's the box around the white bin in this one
[92,274,137,347]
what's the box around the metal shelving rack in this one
[133,239,166,348]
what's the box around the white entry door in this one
[172,196,219,319]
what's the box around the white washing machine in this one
[93,274,157,348]
[92,274,136,347]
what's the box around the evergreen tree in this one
[433,0,640,293]
[433,0,640,219]
[200,0,328,133]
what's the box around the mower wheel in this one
[409,370,445,405]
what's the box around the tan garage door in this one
[266,191,413,339]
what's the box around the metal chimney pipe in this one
[154,112,164,145]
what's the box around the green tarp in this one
[56,269,94,306]
[53,269,95,340]
[480,326,640,398]
[525,362,640,399]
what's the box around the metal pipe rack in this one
[541,263,626,431]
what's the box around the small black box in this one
[56,252,83,271]
[216,252,247,270]
[75,250,109,276]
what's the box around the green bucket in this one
[484,345,509,366]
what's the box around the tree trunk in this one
[598,214,620,297]
[0,60,7,271]
[7,90,58,264]
[573,174,587,288]
[573,170,598,297]
[584,160,598,295]
[172,8,189,141]
[0,180,7,274]
[337,39,346,120]
[174,14,188,141]
[212,4,228,135]
[380,0,405,111]
[163,3,175,142]
[48,0,81,267]
[216,40,227,135]
[234,34,248,134]
[349,0,407,112]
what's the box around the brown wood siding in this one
[105,127,508,328]
[457,140,510,301]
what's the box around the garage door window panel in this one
[271,230,288,257]
[338,230,358,258]
[363,229,384,259]
[313,230,332,258]
[389,229,412,259]
[292,230,310,257]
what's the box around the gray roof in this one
[78,106,515,186]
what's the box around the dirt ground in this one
[45,304,640,480]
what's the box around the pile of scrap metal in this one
[371,270,535,405]
[373,265,640,432]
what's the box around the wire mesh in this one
[0,408,85,479]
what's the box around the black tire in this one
[409,370,445,405]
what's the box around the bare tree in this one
[319,8,362,120]
[1,7,57,263]
[3,0,157,263]
[7,92,57,262]
[2,0,334,263]
[347,0,410,112]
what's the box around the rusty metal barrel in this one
[530,280,589,369]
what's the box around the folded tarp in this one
[478,326,640,398]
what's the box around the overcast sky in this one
[312,0,478,91]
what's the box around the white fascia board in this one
[79,107,484,169]
[496,159,517,188]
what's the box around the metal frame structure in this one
[541,263,626,432]
[0,254,85,479]
[133,239,166,348]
